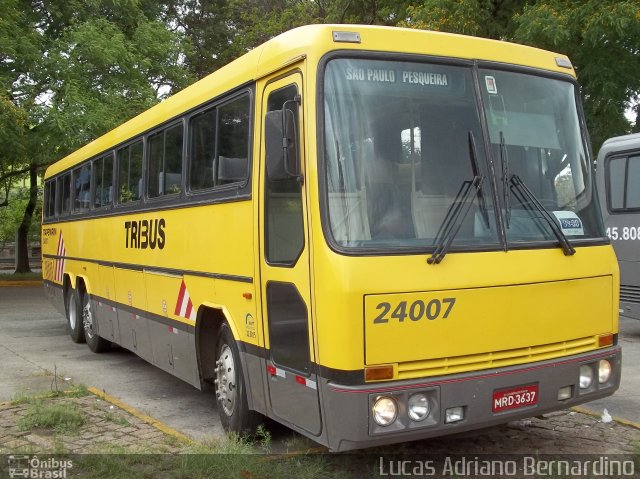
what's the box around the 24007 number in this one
[373,298,456,324]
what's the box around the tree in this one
[512,0,640,150]
[399,0,640,151]
[0,0,194,273]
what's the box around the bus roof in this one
[597,132,640,161]
[45,24,575,179]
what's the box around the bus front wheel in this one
[66,288,85,344]
[81,290,111,353]
[214,323,260,435]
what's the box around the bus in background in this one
[42,25,620,452]
[597,132,640,320]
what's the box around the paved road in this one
[0,285,222,441]
[0,285,638,446]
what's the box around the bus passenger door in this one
[259,72,321,435]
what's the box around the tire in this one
[215,323,261,435]
[66,288,85,343]
[81,289,111,353]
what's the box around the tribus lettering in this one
[125,219,165,249]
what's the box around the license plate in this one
[492,384,538,413]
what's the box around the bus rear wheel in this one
[81,290,111,353]
[66,288,85,344]
[214,323,260,435]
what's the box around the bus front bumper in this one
[321,347,621,452]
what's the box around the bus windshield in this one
[322,58,604,251]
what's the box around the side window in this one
[217,96,250,185]
[93,153,114,208]
[189,94,250,191]
[608,156,626,210]
[73,163,91,214]
[626,156,640,209]
[608,154,640,211]
[189,108,216,191]
[44,181,56,219]
[264,85,303,265]
[57,173,71,216]
[148,123,183,198]
[117,140,143,204]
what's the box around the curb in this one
[88,387,193,445]
[0,280,42,287]
[571,405,640,430]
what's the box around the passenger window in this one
[93,153,114,208]
[626,156,640,209]
[117,140,143,204]
[217,96,250,185]
[57,173,71,216]
[148,124,183,197]
[73,163,91,213]
[44,181,56,219]
[189,94,250,191]
[608,156,626,210]
[189,108,216,191]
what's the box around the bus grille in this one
[620,284,640,304]
[396,336,599,380]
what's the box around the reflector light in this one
[365,365,394,381]
[598,334,614,347]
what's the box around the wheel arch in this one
[194,304,243,390]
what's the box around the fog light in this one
[598,360,612,384]
[579,365,594,389]
[372,397,397,426]
[445,406,464,423]
[557,386,573,401]
[408,394,430,422]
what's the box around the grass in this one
[17,400,86,435]
[73,434,334,479]
[11,383,90,405]
[0,271,42,281]
[103,411,131,427]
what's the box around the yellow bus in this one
[41,25,620,451]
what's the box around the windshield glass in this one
[323,59,499,249]
[322,58,605,252]
[479,69,603,243]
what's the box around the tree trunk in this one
[14,163,38,274]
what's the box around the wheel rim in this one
[68,294,77,329]
[216,344,237,417]
[82,298,95,339]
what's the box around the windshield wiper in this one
[428,131,487,265]
[499,131,511,228]
[510,174,576,256]
[469,131,491,229]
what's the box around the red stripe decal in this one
[174,281,186,315]
[295,375,306,386]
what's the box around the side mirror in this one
[265,108,301,181]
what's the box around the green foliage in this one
[512,0,640,150]
[398,0,640,151]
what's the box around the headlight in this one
[408,394,430,422]
[372,396,397,426]
[579,365,594,389]
[598,360,612,384]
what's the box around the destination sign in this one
[345,67,449,87]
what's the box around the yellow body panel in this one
[311,246,618,373]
